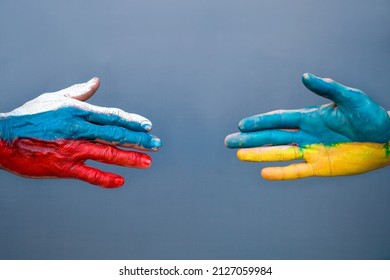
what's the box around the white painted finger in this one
[55,77,99,101]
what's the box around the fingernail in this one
[114,177,124,187]
[238,119,251,131]
[224,133,239,147]
[224,136,230,146]
[238,120,245,130]
[87,77,98,85]
[224,135,231,145]
[236,149,245,160]
[141,121,152,132]
[141,156,152,167]
[302,73,310,80]
[150,137,162,150]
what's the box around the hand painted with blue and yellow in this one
[225,73,390,180]
[0,78,161,188]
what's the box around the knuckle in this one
[107,127,127,145]
[67,121,84,137]
[135,133,147,147]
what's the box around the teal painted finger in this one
[238,110,307,132]
[225,130,317,148]
[302,73,369,109]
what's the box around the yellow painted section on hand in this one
[237,142,390,180]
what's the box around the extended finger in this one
[237,146,303,162]
[72,122,162,151]
[68,163,125,188]
[302,73,369,110]
[57,77,100,101]
[54,77,152,132]
[53,104,152,133]
[225,130,316,148]
[238,109,311,132]
[74,142,152,168]
[82,106,152,132]
[261,163,315,180]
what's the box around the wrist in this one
[0,114,8,141]
[0,115,11,165]
[0,115,13,170]
[0,134,7,170]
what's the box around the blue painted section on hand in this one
[81,110,150,132]
[239,110,305,132]
[0,107,162,150]
[226,73,390,149]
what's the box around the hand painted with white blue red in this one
[225,73,390,180]
[0,78,161,188]
[0,77,161,150]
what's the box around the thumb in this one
[302,73,368,110]
[57,77,100,101]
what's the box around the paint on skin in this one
[0,77,98,117]
[226,100,390,147]
[227,73,390,180]
[385,142,390,158]
[0,78,161,188]
[0,78,161,150]
[0,138,152,188]
[0,107,161,150]
[237,142,390,180]
[3,78,152,132]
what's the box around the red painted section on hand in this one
[0,138,152,188]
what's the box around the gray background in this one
[0,0,389,259]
